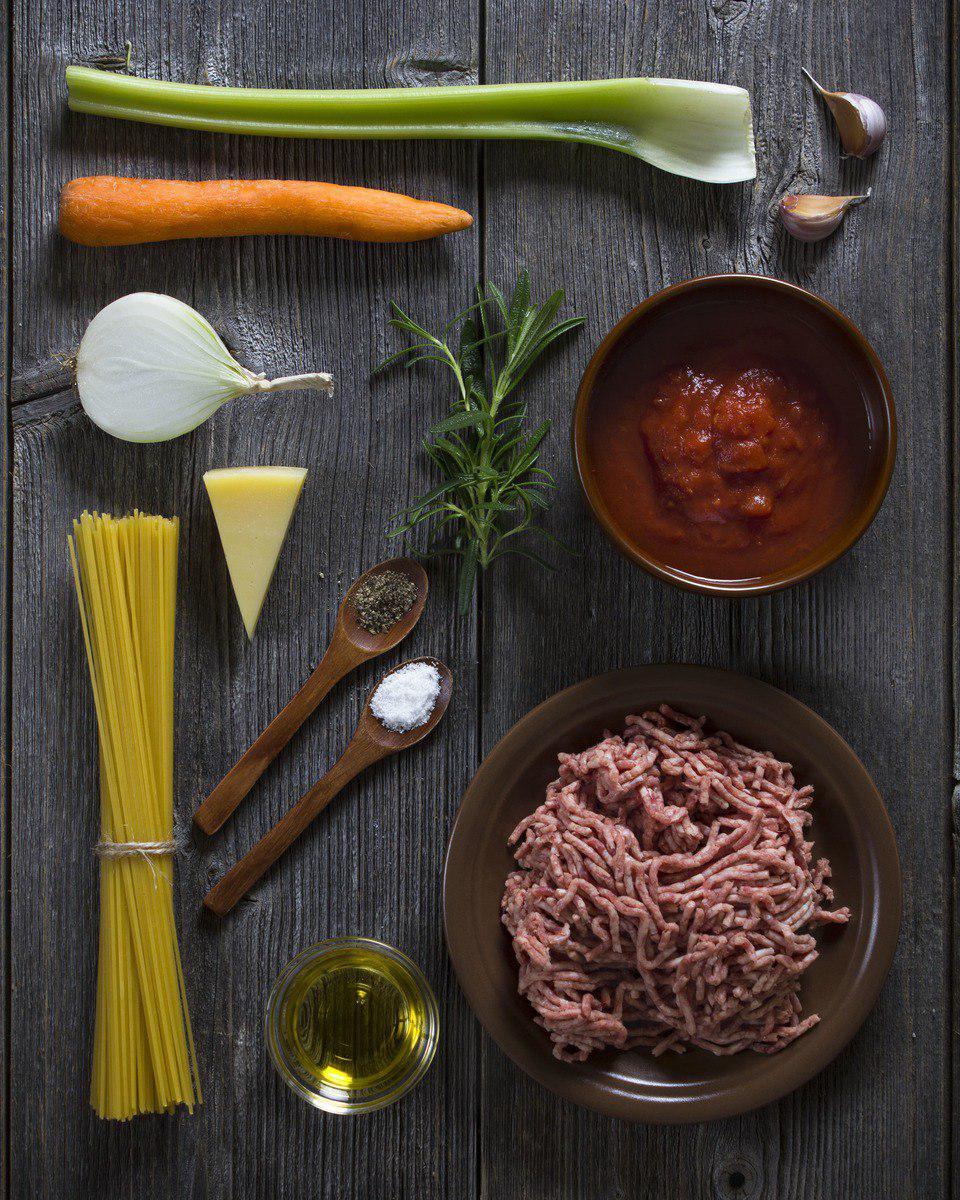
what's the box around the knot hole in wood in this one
[712,1153,761,1199]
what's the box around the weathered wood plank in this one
[7,0,955,1197]
[10,2,480,1198]
[0,1,9,1196]
[480,2,950,1198]
[953,781,960,1200]
[953,0,960,1185]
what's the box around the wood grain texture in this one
[10,1,479,1197]
[203,659,453,916]
[480,2,951,1198]
[0,2,9,1197]
[953,0,960,1184]
[4,1,955,1199]
[194,556,427,835]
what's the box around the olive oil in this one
[267,939,439,1112]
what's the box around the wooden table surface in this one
[3,2,953,1198]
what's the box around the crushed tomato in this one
[588,340,869,582]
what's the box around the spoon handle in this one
[204,735,383,916]
[194,629,367,835]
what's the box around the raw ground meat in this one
[501,706,849,1061]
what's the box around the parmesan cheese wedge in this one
[203,466,308,638]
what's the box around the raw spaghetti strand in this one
[69,511,200,1119]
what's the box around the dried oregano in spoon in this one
[382,271,583,612]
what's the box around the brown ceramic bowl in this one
[572,275,896,596]
[443,666,901,1123]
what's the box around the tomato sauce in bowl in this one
[576,278,893,592]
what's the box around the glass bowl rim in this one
[265,936,440,1114]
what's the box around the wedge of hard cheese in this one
[203,466,308,638]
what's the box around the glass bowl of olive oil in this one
[266,938,439,1113]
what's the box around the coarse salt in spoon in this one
[203,657,453,916]
[194,557,428,835]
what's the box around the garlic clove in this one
[778,192,870,242]
[802,68,887,158]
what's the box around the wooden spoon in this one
[203,657,453,917]
[194,557,427,835]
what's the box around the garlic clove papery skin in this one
[835,93,887,157]
[822,90,887,158]
[802,69,887,158]
[778,193,870,242]
[77,292,252,442]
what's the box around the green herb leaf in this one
[458,316,484,400]
[456,543,478,614]
[383,271,582,612]
[429,410,489,436]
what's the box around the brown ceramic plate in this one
[572,275,896,596]
[443,666,901,1123]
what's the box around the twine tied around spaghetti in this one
[95,838,182,886]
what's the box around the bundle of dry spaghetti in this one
[69,511,200,1120]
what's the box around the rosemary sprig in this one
[382,271,584,613]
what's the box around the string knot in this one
[95,840,181,884]
[95,839,179,859]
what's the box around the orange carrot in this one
[59,177,474,245]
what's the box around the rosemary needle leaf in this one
[458,316,484,394]
[456,544,479,614]
[507,271,532,343]
[429,410,489,436]
[384,271,582,612]
[396,476,470,514]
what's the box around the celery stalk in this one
[66,67,755,184]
